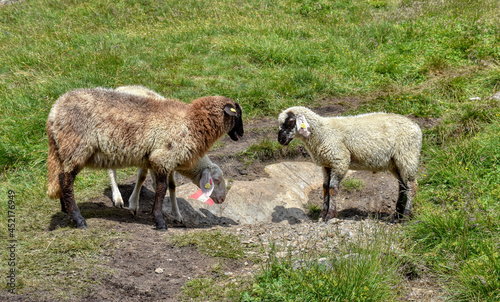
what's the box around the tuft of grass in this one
[305,202,321,221]
[180,276,249,302]
[237,138,307,162]
[341,177,365,193]
[170,230,245,259]
[242,223,404,301]
[407,118,500,300]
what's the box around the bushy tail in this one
[46,123,62,199]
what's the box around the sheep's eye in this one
[213,177,220,184]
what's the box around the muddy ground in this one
[10,98,443,301]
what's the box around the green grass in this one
[341,177,365,193]
[0,0,499,300]
[241,225,404,302]
[170,230,245,259]
[180,276,249,302]
[407,118,500,301]
[238,138,306,162]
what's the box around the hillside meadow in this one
[1,0,499,300]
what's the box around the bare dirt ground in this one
[9,98,444,301]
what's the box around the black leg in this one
[396,181,407,217]
[320,168,331,221]
[152,172,168,231]
[320,167,339,222]
[59,170,87,229]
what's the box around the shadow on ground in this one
[48,183,237,231]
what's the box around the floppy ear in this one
[295,114,311,138]
[200,169,215,196]
[224,104,238,117]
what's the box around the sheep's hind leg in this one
[108,169,124,208]
[394,176,416,222]
[152,171,168,231]
[395,180,407,220]
[320,167,339,222]
[59,169,87,229]
[403,179,417,218]
[128,168,148,215]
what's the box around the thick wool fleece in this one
[47,88,237,198]
[278,106,422,182]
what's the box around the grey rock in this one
[491,91,500,100]
[171,162,323,226]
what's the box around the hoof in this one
[154,215,167,231]
[319,209,327,221]
[403,210,413,220]
[156,224,167,231]
[388,212,408,223]
[76,219,88,229]
[113,198,124,208]
[323,210,337,222]
[71,212,87,229]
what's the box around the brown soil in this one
[11,98,442,302]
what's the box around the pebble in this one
[155,268,164,274]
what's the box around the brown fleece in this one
[46,121,62,199]
[46,89,239,198]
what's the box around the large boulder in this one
[169,161,323,226]
[165,161,398,227]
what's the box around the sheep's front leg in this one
[59,169,87,229]
[152,171,168,230]
[107,169,124,208]
[128,168,148,215]
[162,171,183,223]
[320,167,340,222]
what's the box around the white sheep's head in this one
[196,165,226,204]
[278,110,311,145]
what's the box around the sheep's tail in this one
[46,123,62,199]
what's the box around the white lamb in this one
[278,106,422,221]
[108,86,226,223]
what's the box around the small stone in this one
[276,251,288,258]
[327,218,340,224]
[492,92,500,100]
[155,268,164,274]
[292,260,304,270]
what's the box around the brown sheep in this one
[47,88,243,230]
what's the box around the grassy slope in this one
[0,0,499,300]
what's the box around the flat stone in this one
[162,161,398,227]
[167,161,323,226]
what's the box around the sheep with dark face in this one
[278,106,421,221]
[47,87,243,230]
[108,86,227,223]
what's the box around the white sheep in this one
[108,86,226,223]
[278,106,422,221]
[47,87,243,230]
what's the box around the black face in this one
[278,112,296,145]
[228,103,244,141]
